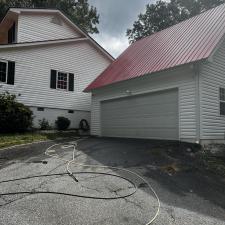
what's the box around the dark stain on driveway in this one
[77,137,225,221]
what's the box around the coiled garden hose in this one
[0,138,160,225]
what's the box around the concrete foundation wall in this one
[30,106,90,129]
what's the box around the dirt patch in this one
[198,151,225,177]
[144,141,225,178]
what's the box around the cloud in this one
[89,0,155,57]
[92,33,129,58]
[90,0,151,35]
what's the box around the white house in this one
[0,8,113,129]
[85,3,225,144]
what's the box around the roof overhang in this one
[0,10,18,32]
[84,59,206,93]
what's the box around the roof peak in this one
[0,7,114,62]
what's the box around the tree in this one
[126,1,189,43]
[0,0,99,34]
[127,0,225,43]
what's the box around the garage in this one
[101,89,179,140]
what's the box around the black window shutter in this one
[69,73,74,92]
[7,61,15,85]
[50,70,57,89]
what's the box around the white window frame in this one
[219,87,225,116]
[56,71,69,91]
[0,60,8,84]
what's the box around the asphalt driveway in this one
[0,137,224,225]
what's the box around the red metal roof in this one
[85,4,225,92]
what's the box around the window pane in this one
[220,102,225,115]
[57,72,68,90]
[0,61,7,83]
[220,88,225,101]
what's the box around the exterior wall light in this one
[126,90,132,95]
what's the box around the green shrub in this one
[39,118,51,130]
[0,92,33,133]
[55,116,70,130]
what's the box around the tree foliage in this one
[0,0,99,34]
[0,92,33,133]
[127,0,225,43]
[175,0,225,15]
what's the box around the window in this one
[57,72,68,90]
[0,60,15,85]
[0,61,7,83]
[37,107,45,111]
[50,70,74,92]
[220,88,225,115]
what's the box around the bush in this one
[55,117,70,130]
[39,118,51,130]
[0,92,33,133]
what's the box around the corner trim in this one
[194,63,201,143]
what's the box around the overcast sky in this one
[89,0,154,58]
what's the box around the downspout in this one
[194,62,201,144]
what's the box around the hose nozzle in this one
[69,173,79,182]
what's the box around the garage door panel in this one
[103,105,177,120]
[103,96,177,110]
[103,127,178,140]
[103,104,176,117]
[102,116,177,128]
[101,89,179,140]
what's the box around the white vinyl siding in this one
[0,41,111,112]
[200,37,225,141]
[17,14,80,42]
[91,65,197,142]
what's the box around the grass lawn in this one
[0,131,78,149]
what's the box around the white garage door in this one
[101,89,179,140]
